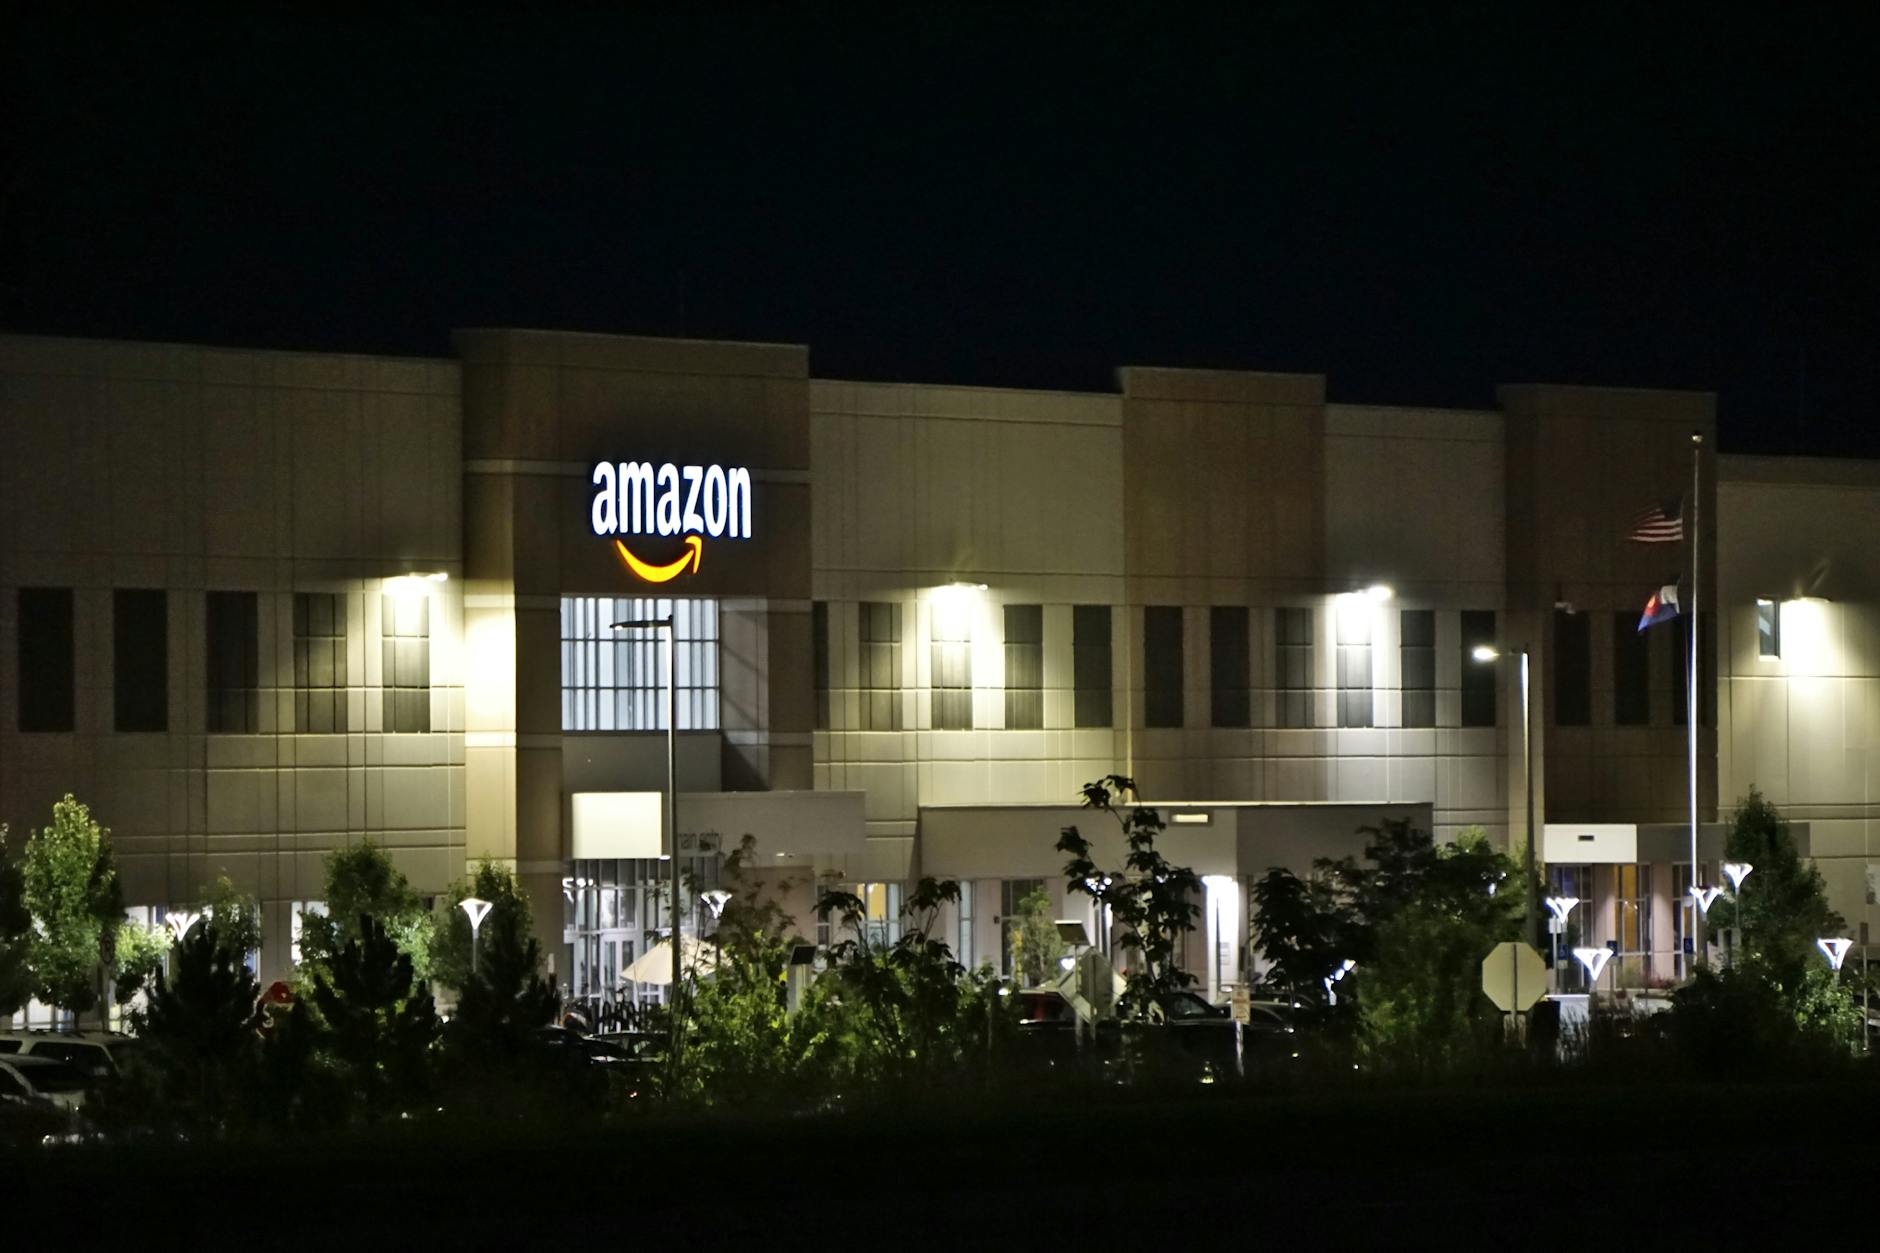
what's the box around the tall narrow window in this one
[931,597,973,730]
[1209,606,1250,728]
[1073,605,1112,728]
[1276,607,1314,729]
[18,587,75,732]
[1144,606,1183,728]
[1613,612,1650,726]
[957,881,976,971]
[206,592,260,734]
[859,601,902,731]
[293,592,349,734]
[812,600,830,730]
[1459,610,1497,728]
[1336,602,1373,728]
[113,589,167,732]
[1000,878,1046,977]
[1756,599,1780,660]
[559,596,720,731]
[1003,604,1042,730]
[1672,612,1715,727]
[381,593,432,733]
[1553,610,1591,727]
[1399,609,1435,729]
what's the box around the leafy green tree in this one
[112,919,171,1003]
[1357,833,1523,1071]
[811,876,991,1090]
[0,829,33,1018]
[1059,775,1201,1018]
[296,840,434,979]
[1249,866,1346,998]
[438,913,564,1116]
[307,914,440,1120]
[21,794,123,1023]
[1007,886,1065,987]
[201,875,263,970]
[430,859,535,992]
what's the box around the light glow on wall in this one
[1778,597,1832,676]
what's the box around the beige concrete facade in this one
[4,325,1872,996]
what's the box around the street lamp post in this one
[611,616,679,1068]
[1474,644,1538,957]
[459,896,493,977]
[1721,861,1753,966]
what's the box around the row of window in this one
[808,603,1501,732]
[1551,609,1714,728]
[13,588,432,734]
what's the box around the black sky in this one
[4,6,1877,455]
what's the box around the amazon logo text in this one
[590,461,752,583]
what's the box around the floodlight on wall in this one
[1172,811,1212,825]
[1572,946,1613,982]
[385,571,449,593]
[1817,936,1854,971]
[1721,862,1753,892]
[1689,885,1724,916]
[1471,645,1500,663]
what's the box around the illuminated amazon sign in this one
[590,460,753,583]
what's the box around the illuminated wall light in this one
[1172,811,1212,825]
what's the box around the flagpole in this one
[1690,431,1703,970]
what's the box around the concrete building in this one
[1,328,1872,1020]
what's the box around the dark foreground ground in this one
[8,1077,1875,1247]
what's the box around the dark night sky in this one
[3,7,1877,455]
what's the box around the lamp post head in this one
[701,889,734,919]
[1721,861,1754,892]
[1544,895,1580,927]
[459,897,493,933]
[1572,946,1613,981]
[166,911,204,944]
[1817,936,1853,971]
[1690,885,1723,916]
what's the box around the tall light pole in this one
[1474,644,1538,954]
[611,616,679,1066]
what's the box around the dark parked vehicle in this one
[1142,991,1243,1081]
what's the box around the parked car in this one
[0,1031,143,1085]
[1142,991,1243,1081]
[1012,989,1083,1069]
[0,1056,90,1113]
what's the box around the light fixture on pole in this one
[459,897,493,976]
[611,616,680,1065]
[1544,896,1579,990]
[1474,644,1538,953]
[700,889,733,920]
[1817,936,1854,972]
[1721,862,1753,892]
[1689,885,1723,916]
[166,911,204,945]
[1572,946,1613,984]
[1322,958,1356,1007]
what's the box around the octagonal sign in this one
[1481,940,1547,1013]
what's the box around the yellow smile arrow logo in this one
[614,534,703,583]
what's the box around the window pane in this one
[113,588,168,732]
[1073,605,1112,728]
[18,587,75,732]
[1553,610,1591,727]
[1613,612,1650,726]
[1210,606,1249,728]
[1144,606,1183,728]
[1459,610,1497,728]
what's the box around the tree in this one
[21,794,123,1023]
[1007,886,1065,987]
[122,919,262,1128]
[307,914,440,1121]
[1058,775,1201,1018]
[1249,866,1345,998]
[296,840,434,979]
[430,859,535,992]
[201,875,263,971]
[439,913,563,1116]
[1708,789,1844,990]
[112,919,171,1004]
[0,829,32,1018]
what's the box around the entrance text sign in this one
[590,460,753,583]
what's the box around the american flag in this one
[1628,498,1684,543]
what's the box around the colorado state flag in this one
[1637,583,1680,632]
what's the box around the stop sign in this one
[1480,941,1547,1013]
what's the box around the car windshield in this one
[14,1062,87,1094]
[1161,993,1218,1019]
